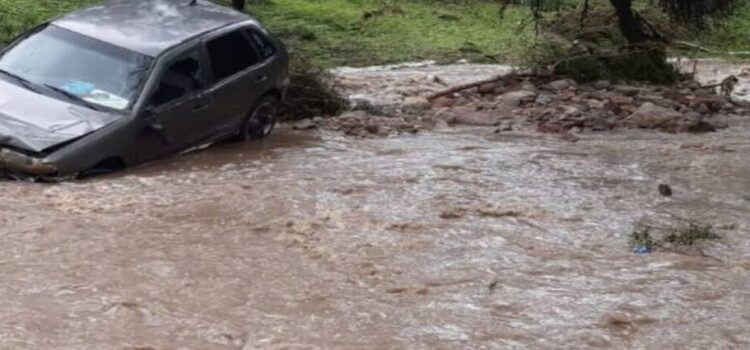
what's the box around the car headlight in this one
[0,148,58,174]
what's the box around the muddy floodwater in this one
[2,64,750,349]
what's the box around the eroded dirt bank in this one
[1,63,749,349]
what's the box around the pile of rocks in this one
[292,111,422,138]
[425,76,747,134]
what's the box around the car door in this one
[143,46,214,154]
[203,27,270,133]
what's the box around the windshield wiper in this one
[43,84,103,111]
[0,69,41,93]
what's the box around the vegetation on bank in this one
[630,222,722,253]
[698,0,750,55]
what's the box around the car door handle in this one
[255,75,268,83]
[191,103,209,113]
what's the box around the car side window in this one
[148,49,203,108]
[244,28,275,59]
[206,30,261,84]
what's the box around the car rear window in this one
[244,28,275,59]
[206,31,260,83]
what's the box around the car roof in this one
[52,0,253,57]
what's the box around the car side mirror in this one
[141,107,171,145]
[141,107,161,128]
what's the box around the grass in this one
[1,0,532,68]
[0,0,98,42]
[696,1,750,55]
[247,0,532,67]
[1,0,749,68]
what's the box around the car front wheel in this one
[241,95,278,140]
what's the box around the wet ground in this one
[1,63,750,349]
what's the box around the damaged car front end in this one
[0,23,152,181]
[0,147,58,179]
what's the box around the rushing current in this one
[0,62,748,349]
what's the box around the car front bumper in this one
[0,147,58,176]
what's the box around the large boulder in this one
[624,102,683,130]
[431,106,509,126]
[624,102,716,133]
[498,90,536,107]
[547,79,577,91]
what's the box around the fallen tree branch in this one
[674,40,750,56]
[426,72,550,101]
[426,75,505,101]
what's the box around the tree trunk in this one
[232,0,246,11]
[608,0,651,44]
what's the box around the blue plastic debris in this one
[62,81,95,96]
[633,245,651,255]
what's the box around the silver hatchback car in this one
[0,0,289,180]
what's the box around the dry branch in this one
[426,73,548,101]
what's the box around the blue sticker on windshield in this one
[62,81,95,96]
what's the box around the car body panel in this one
[52,0,249,57]
[0,78,121,152]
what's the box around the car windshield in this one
[0,25,152,111]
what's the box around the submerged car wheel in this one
[241,95,278,140]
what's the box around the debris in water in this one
[488,280,500,291]
[633,245,652,255]
[658,184,673,197]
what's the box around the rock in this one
[431,96,456,108]
[614,85,641,97]
[435,107,503,126]
[547,79,576,90]
[428,75,447,85]
[495,122,513,132]
[402,96,431,111]
[499,90,536,107]
[560,132,580,143]
[561,105,581,117]
[587,99,606,109]
[520,81,537,92]
[624,102,684,131]
[292,119,317,130]
[364,124,379,134]
[690,95,724,111]
[684,111,702,120]
[686,121,717,133]
[535,94,554,105]
[608,94,634,105]
[696,103,711,115]
[434,118,451,130]
[593,80,611,90]
[537,122,566,133]
[477,82,497,95]
[431,108,456,124]
[658,184,672,197]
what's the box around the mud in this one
[1,62,750,349]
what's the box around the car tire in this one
[240,95,278,140]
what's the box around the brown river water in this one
[1,63,749,349]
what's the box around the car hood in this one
[0,78,121,153]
